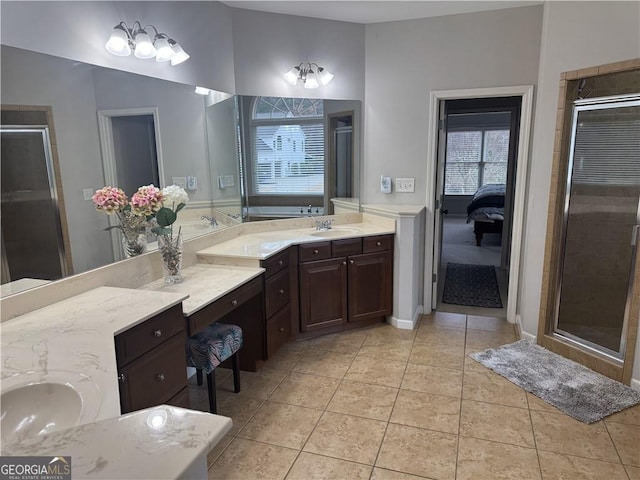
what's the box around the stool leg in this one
[232,352,241,393]
[206,371,217,414]
[196,369,203,386]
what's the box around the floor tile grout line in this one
[525,389,545,479]
[454,315,469,480]
[602,418,629,468]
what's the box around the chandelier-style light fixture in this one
[283,62,334,89]
[105,21,189,66]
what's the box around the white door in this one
[431,103,447,309]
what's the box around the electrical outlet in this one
[380,176,392,194]
[395,177,415,193]
[83,188,94,201]
[187,176,198,190]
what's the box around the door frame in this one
[424,85,534,324]
[97,107,165,260]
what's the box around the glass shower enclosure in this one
[553,95,640,360]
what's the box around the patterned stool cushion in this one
[185,323,243,374]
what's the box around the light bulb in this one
[170,43,190,66]
[105,27,131,56]
[194,86,210,95]
[154,37,173,62]
[283,67,300,86]
[318,68,334,86]
[134,31,156,59]
[304,71,320,89]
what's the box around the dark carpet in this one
[442,262,503,308]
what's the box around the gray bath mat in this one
[470,339,640,423]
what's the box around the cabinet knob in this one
[154,329,162,337]
[118,373,126,383]
[376,241,382,246]
[279,327,285,333]
[350,259,354,264]
[231,299,238,306]
[279,289,285,294]
[278,260,284,266]
[156,373,165,382]
[313,249,319,254]
[342,261,347,265]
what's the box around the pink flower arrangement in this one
[92,187,128,214]
[131,184,164,217]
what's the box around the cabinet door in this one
[299,257,347,332]
[348,251,393,323]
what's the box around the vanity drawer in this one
[263,249,289,279]
[299,242,331,262]
[332,238,362,257]
[266,305,291,358]
[363,235,393,253]
[265,269,290,318]
[187,276,263,335]
[115,304,184,367]
[118,332,187,413]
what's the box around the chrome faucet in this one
[201,215,218,227]
[315,219,333,231]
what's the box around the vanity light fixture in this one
[105,21,190,66]
[194,86,211,95]
[283,62,334,89]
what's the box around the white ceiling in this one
[221,1,543,24]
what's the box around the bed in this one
[466,183,505,246]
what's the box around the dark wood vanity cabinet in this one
[114,304,189,414]
[261,248,293,358]
[298,235,393,336]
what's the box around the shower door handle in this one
[632,225,640,247]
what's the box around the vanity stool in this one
[185,323,243,414]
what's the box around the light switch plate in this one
[172,177,187,189]
[396,177,415,193]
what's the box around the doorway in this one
[97,108,164,259]
[425,86,534,324]
[436,97,521,317]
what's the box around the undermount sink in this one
[1,371,100,443]
[310,227,361,238]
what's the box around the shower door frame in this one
[537,59,640,385]
[551,95,640,362]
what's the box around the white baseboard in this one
[631,378,640,391]
[389,305,423,330]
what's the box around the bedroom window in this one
[445,128,510,195]
[249,96,324,196]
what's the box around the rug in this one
[471,339,640,423]
[441,263,503,308]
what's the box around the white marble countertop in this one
[197,219,395,261]
[0,287,187,444]
[0,405,232,479]
[139,264,265,316]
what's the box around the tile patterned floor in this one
[187,312,640,480]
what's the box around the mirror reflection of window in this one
[249,97,325,197]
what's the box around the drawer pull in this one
[313,249,319,254]
[154,329,162,338]
[279,289,285,294]
[350,259,354,264]
[376,241,382,246]
[156,373,166,382]
[231,299,238,306]
[118,373,126,383]
[278,260,284,266]
[279,327,285,333]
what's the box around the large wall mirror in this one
[0,45,361,295]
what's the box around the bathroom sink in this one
[310,227,361,238]
[1,372,100,443]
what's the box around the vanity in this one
[0,212,395,477]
